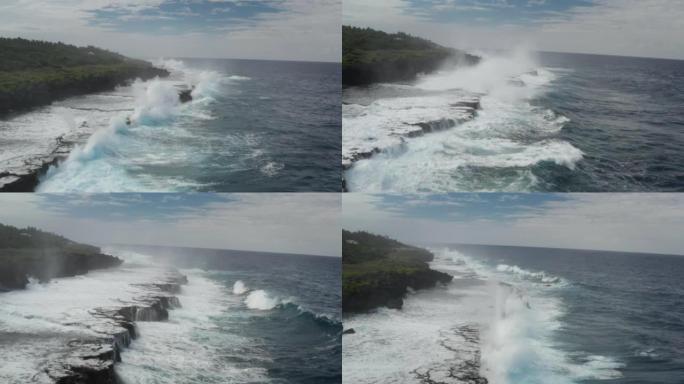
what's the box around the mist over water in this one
[343,50,684,192]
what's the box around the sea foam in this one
[36,60,224,192]
[343,49,582,192]
[232,280,248,295]
[244,289,281,310]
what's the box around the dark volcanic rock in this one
[45,271,187,384]
[342,328,356,335]
[178,88,193,103]
[343,268,453,313]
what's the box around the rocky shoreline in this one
[44,271,188,384]
[342,97,481,172]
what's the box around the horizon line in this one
[106,242,342,259]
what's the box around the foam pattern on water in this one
[343,51,582,192]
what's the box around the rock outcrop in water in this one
[342,26,480,86]
[0,223,122,291]
[342,230,453,313]
[44,271,187,384]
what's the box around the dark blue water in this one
[534,52,684,191]
[120,246,342,384]
[450,244,684,383]
[181,59,342,192]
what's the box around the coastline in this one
[342,231,453,314]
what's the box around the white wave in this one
[260,161,284,177]
[244,289,280,310]
[496,264,563,285]
[228,75,251,81]
[36,60,223,192]
[116,268,270,383]
[232,280,248,295]
[435,250,623,384]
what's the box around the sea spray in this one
[232,280,248,295]
[244,289,280,310]
[36,61,223,192]
[418,48,542,98]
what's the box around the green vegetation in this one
[0,223,121,291]
[342,26,479,86]
[0,37,168,115]
[343,230,452,313]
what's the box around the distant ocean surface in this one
[0,246,341,384]
[0,58,341,192]
[343,52,684,192]
[343,245,684,384]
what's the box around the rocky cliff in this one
[342,230,453,313]
[0,223,122,291]
[342,26,480,86]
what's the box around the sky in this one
[343,193,684,255]
[0,193,341,257]
[344,0,684,60]
[0,0,341,62]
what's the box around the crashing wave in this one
[496,264,562,285]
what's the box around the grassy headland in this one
[0,223,122,291]
[0,37,169,115]
[343,230,452,313]
[342,26,480,86]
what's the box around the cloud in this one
[343,193,684,255]
[0,0,341,62]
[0,193,341,257]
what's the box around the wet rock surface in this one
[412,324,488,384]
[42,271,187,384]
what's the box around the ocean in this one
[0,245,341,384]
[342,244,684,384]
[342,51,684,192]
[0,58,341,192]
